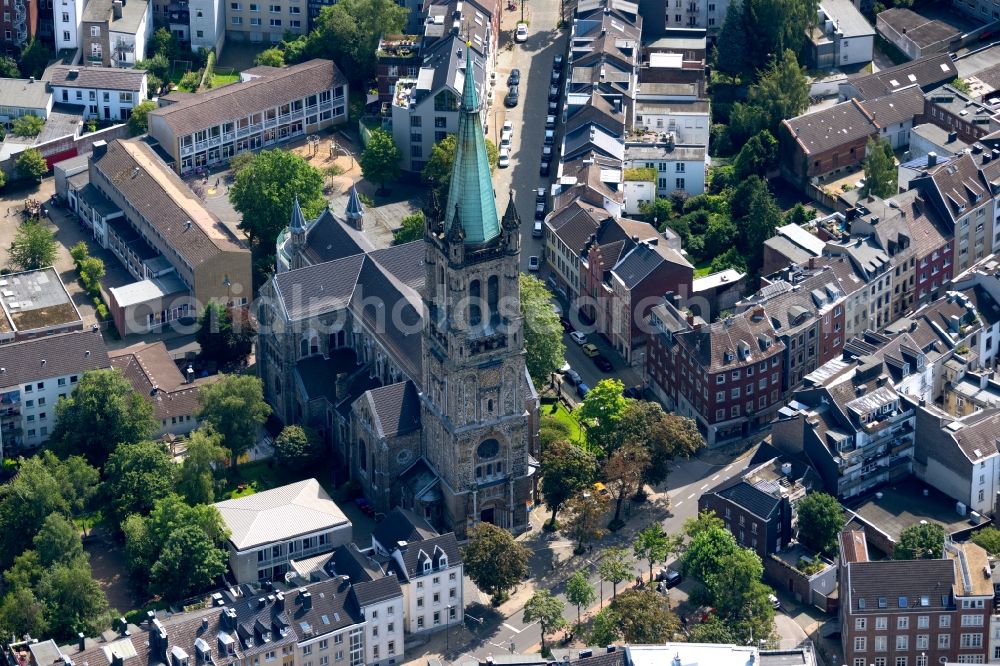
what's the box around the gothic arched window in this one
[487,275,499,323]
[469,280,482,326]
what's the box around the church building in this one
[257,46,537,539]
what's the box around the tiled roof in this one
[713,479,782,520]
[782,99,875,156]
[923,152,990,222]
[546,201,611,253]
[149,60,345,137]
[611,240,691,289]
[675,310,785,373]
[362,380,421,439]
[948,408,1000,463]
[302,207,374,266]
[839,529,869,564]
[326,544,403,607]
[858,84,925,129]
[367,241,426,292]
[273,255,366,322]
[371,507,437,551]
[93,140,247,267]
[109,342,215,422]
[0,77,51,110]
[844,558,956,612]
[846,53,957,100]
[48,66,146,91]
[390,533,461,583]
[0,329,109,389]
[214,479,351,550]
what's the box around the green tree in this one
[301,0,407,84]
[273,425,323,470]
[733,130,778,181]
[53,369,157,466]
[633,522,672,581]
[37,557,110,640]
[104,440,177,522]
[895,522,947,560]
[714,0,811,79]
[731,176,783,274]
[565,571,596,631]
[229,149,325,247]
[703,216,739,264]
[421,134,499,207]
[359,128,401,193]
[522,590,567,655]
[79,256,106,290]
[177,426,228,505]
[461,522,530,605]
[0,588,48,641]
[588,606,620,645]
[861,136,898,199]
[33,513,84,567]
[714,1,751,77]
[638,198,674,230]
[971,526,1000,556]
[0,168,6,191]
[150,524,228,600]
[5,550,43,591]
[136,52,170,80]
[560,491,608,554]
[519,273,565,385]
[228,151,256,177]
[149,27,179,59]
[604,443,650,527]
[682,520,739,583]
[597,547,633,599]
[196,302,254,366]
[540,439,596,526]
[747,50,809,131]
[576,378,628,453]
[255,47,286,67]
[15,148,48,182]
[18,39,52,79]
[689,616,737,644]
[128,100,157,136]
[609,588,678,644]
[0,55,18,77]
[539,413,572,449]
[796,492,844,556]
[11,114,44,137]
[683,510,726,539]
[8,220,57,270]
[394,211,425,244]
[197,374,271,469]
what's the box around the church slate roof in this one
[363,381,421,439]
[302,207,374,266]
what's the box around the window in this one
[894,659,906,666]
[231,16,242,23]
[265,652,276,662]
[269,3,279,9]
[61,10,68,20]
[895,635,908,651]
[290,5,299,11]
[875,617,887,630]
[62,30,70,41]
[941,616,952,628]
[676,162,685,172]
[90,25,100,36]
[290,19,300,27]
[916,635,929,650]
[939,634,951,649]
[898,617,909,629]
[303,647,312,656]
[270,18,281,25]
[875,636,887,652]
[918,616,929,629]
[854,637,866,651]
[676,178,685,189]
[961,633,983,648]
[962,614,984,627]
[250,17,260,24]
[230,1,240,7]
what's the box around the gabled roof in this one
[0,329,109,389]
[711,479,782,520]
[214,479,351,550]
[48,65,146,91]
[611,240,691,289]
[844,559,956,612]
[857,84,925,129]
[674,310,785,373]
[371,507,438,551]
[389,533,462,582]
[782,99,875,156]
[920,152,990,222]
[302,207,374,266]
[546,201,611,253]
[845,53,957,100]
[361,380,421,439]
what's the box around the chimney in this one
[948,131,958,143]
[275,592,284,610]
[112,0,123,18]
[201,618,209,631]
[396,540,408,552]
[301,592,312,610]
[927,151,937,167]
[118,617,128,636]
[92,140,108,160]
[78,633,85,652]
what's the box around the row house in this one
[0,329,108,456]
[807,0,874,70]
[648,0,730,34]
[840,530,992,666]
[738,263,853,390]
[623,133,706,199]
[839,53,958,102]
[48,66,147,122]
[0,77,52,128]
[647,297,786,447]
[924,83,1000,145]
[825,236,896,332]
[633,98,710,146]
[552,151,624,219]
[224,0,306,45]
[544,201,613,302]
[772,332,930,499]
[149,59,348,174]
[80,0,153,67]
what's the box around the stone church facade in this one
[257,47,536,538]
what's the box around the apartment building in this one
[0,77,53,128]
[48,66,147,121]
[81,0,153,67]
[649,0,729,33]
[544,201,613,302]
[840,53,958,101]
[148,59,347,174]
[214,479,353,583]
[77,139,251,335]
[839,530,992,666]
[952,0,1000,21]
[224,0,306,45]
[925,84,1000,145]
[633,99,710,145]
[624,137,706,197]
[0,329,109,456]
[772,332,929,499]
[646,298,786,447]
[781,99,876,183]
[54,0,85,50]
[808,0,874,69]
[188,0,225,51]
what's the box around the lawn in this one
[220,458,337,500]
[694,259,714,278]
[210,71,240,88]
[543,399,585,445]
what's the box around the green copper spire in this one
[442,45,500,245]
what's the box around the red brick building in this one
[647,299,786,447]
[839,530,992,666]
[780,99,876,183]
[0,0,41,56]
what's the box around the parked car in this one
[549,85,560,101]
[562,367,582,386]
[507,69,520,86]
[515,22,528,42]
[592,354,612,372]
[542,145,553,160]
[577,382,590,398]
[623,386,643,399]
[500,129,512,148]
[544,129,554,145]
[532,220,543,237]
[559,317,573,332]
[528,255,539,271]
[550,70,560,84]
[535,202,546,219]
[581,343,599,357]
[768,594,781,610]
[553,54,564,70]
[505,86,519,107]
[570,331,587,345]
[540,161,550,176]
[498,147,510,168]
[663,569,682,588]
[536,187,546,204]
[548,100,558,114]
[545,114,557,129]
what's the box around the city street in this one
[487,0,567,273]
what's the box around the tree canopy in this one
[971,526,1000,556]
[519,273,565,385]
[633,522,676,580]
[359,128,401,193]
[895,522,946,560]
[576,379,628,453]
[229,149,325,248]
[197,302,254,367]
[197,374,271,468]
[461,522,530,605]
[604,443,650,527]
[746,50,810,132]
[255,47,286,67]
[273,425,324,470]
[104,440,177,522]
[8,220,57,271]
[52,369,157,466]
[597,589,679,645]
[597,546,633,598]
[861,137,898,199]
[796,492,844,556]
[15,148,48,182]
[560,491,608,553]
[177,426,228,505]
[522,590,567,653]
[565,571,596,631]
[422,134,499,210]
[11,115,44,138]
[394,211,425,244]
[128,100,157,136]
[540,439,596,526]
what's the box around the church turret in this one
[441,45,499,246]
[501,190,520,254]
[289,195,307,269]
[346,184,365,231]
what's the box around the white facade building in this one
[188,0,224,52]
[48,66,147,121]
[54,0,85,50]
[633,100,710,146]
[625,141,707,197]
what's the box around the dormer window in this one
[423,560,432,573]
[439,555,448,568]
